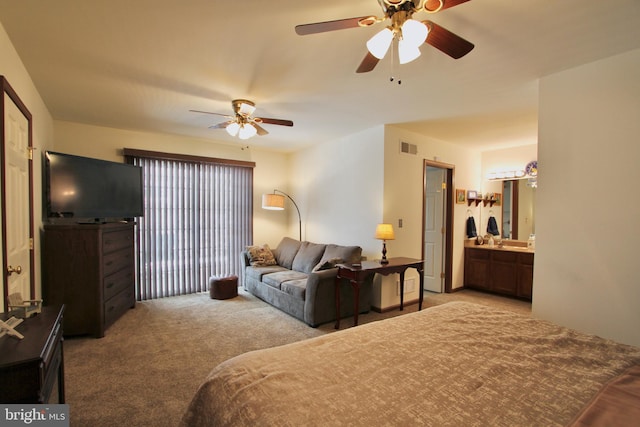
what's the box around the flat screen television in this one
[45,151,143,222]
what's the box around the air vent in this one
[400,141,418,155]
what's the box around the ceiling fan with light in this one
[295,0,474,73]
[190,99,293,140]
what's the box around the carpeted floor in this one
[63,288,530,426]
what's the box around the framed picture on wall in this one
[467,190,477,200]
[494,193,502,206]
[456,189,466,204]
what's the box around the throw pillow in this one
[312,257,343,272]
[246,244,277,267]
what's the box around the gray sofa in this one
[242,237,372,327]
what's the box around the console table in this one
[0,305,65,403]
[335,257,424,329]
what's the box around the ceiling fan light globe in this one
[238,123,258,140]
[226,122,240,137]
[401,19,428,47]
[238,102,256,116]
[398,39,421,64]
[366,27,394,59]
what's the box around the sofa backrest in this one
[292,242,327,274]
[273,237,301,269]
[273,237,363,273]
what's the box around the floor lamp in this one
[262,189,302,241]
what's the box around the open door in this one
[422,160,454,294]
[1,76,35,312]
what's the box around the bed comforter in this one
[181,302,640,426]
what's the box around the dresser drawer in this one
[103,229,133,254]
[104,266,134,301]
[103,247,133,276]
[105,288,135,328]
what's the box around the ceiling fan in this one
[190,99,293,140]
[295,0,474,73]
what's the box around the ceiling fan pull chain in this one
[388,40,402,85]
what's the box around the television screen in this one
[45,151,143,221]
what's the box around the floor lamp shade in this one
[262,193,285,210]
[261,190,302,241]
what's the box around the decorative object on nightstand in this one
[262,189,302,241]
[375,223,395,264]
[7,292,42,318]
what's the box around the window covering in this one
[125,149,253,300]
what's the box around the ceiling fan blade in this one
[295,17,371,35]
[423,20,474,59]
[425,0,471,12]
[252,123,269,136]
[208,121,231,130]
[255,117,294,127]
[356,52,380,73]
[190,109,233,119]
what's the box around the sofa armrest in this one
[240,250,250,268]
[304,269,339,326]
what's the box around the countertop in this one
[464,240,535,254]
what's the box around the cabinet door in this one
[517,253,534,299]
[464,249,491,290]
[490,251,518,295]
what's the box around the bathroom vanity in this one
[464,242,534,300]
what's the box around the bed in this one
[180,302,640,426]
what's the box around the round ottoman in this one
[209,275,238,300]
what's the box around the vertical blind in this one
[125,149,254,300]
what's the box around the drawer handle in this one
[106,282,114,289]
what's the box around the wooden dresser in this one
[43,223,136,338]
[0,305,65,403]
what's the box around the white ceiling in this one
[1,0,639,152]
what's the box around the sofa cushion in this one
[292,242,327,274]
[245,265,287,281]
[273,237,301,269]
[281,279,307,300]
[245,244,277,266]
[314,244,362,270]
[262,270,308,290]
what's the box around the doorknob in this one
[7,265,22,275]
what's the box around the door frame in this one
[1,76,35,311]
[422,159,454,293]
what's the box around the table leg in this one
[399,271,405,310]
[351,280,360,326]
[418,266,424,310]
[334,276,341,329]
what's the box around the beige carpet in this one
[63,289,530,426]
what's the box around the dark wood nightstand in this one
[0,305,65,403]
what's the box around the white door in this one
[3,91,32,306]
[424,167,445,293]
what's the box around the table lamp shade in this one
[375,223,395,240]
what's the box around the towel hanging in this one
[487,216,500,236]
[466,216,477,238]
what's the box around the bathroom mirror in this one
[502,179,536,240]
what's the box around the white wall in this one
[289,126,385,253]
[53,121,290,246]
[534,49,640,347]
[381,126,480,309]
[1,21,55,304]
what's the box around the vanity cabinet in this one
[43,223,136,338]
[464,247,534,300]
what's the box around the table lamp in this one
[375,223,395,264]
